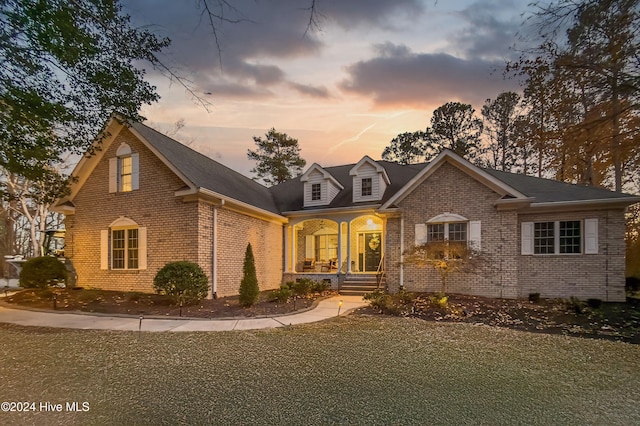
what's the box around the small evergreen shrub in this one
[19,256,67,289]
[312,280,331,294]
[292,278,314,297]
[528,293,541,303]
[239,243,259,307]
[364,289,415,315]
[270,286,292,303]
[153,261,209,304]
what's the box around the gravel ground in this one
[1,316,639,425]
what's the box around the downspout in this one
[400,216,404,290]
[212,200,224,299]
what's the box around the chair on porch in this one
[321,258,338,272]
[303,258,316,272]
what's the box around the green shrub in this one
[239,243,259,307]
[312,280,331,294]
[153,261,209,304]
[19,256,67,289]
[292,278,314,297]
[270,286,292,303]
[364,289,415,315]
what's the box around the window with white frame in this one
[311,183,321,201]
[101,217,147,271]
[109,143,139,193]
[118,156,133,192]
[415,213,481,258]
[361,177,372,197]
[522,219,597,255]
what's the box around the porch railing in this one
[376,255,385,289]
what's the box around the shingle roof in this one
[269,161,424,212]
[131,123,636,214]
[483,168,637,203]
[132,122,280,214]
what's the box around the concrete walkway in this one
[0,295,367,332]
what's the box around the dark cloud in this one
[288,82,330,98]
[339,42,519,108]
[316,0,424,30]
[124,0,426,96]
[448,0,529,60]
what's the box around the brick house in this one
[56,119,640,301]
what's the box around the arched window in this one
[415,213,481,257]
[109,143,139,193]
[100,217,147,270]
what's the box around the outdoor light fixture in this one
[53,294,57,310]
[139,313,144,333]
[337,299,343,316]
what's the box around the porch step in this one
[339,274,384,296]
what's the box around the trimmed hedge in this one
[153,261,209,304]
[19,256,67,289]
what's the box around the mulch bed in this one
[3,288,328,319]
[4,288,640,343]
[355,293,640,344]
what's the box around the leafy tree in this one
[248,128,306,186]
[426,102,484,162]
[381,102,483,164]
[381,132,428,165]
[482,92,522,172]
[513,0,640,190]
[239,243,259,307]
[0,0,171,183]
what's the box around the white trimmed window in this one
[415,213,481,254]
[361,177,372,197]
[522,219,598,255]
[311,183,321,201]
[109,143,139,193]
[101,217,147,270]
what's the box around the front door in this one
[363,232,382,272]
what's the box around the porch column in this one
[337,222,342,273]
[347,221,352,273]
[284,225,291,273]
[291,225,297,273]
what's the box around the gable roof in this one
[300,163,344,188]
[482,169,637,204]
[130,123,280,214]
[380,150,531,210]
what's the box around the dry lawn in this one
[1,316,639,425]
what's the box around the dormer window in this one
[350,156,390,203]
[311,183,321,201]
[109,143,139,193]
[361,178,372,197]
[300,163,344,207]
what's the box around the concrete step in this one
[340,274,384,296]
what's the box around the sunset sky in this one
[123,0,534,178]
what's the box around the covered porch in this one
[283,213,385,278]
